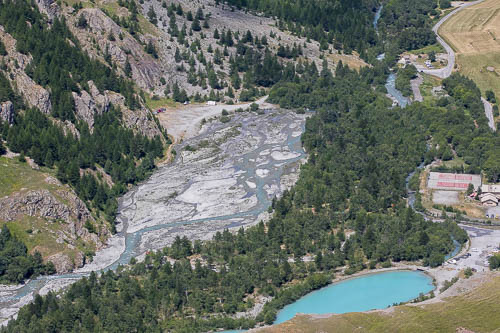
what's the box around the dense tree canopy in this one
[2,61,471,332]
[0,225,55,284]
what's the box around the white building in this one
[481,193,499,206]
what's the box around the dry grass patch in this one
[440,0,500,97]
[327,52,370,72]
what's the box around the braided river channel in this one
[0,108,308,324]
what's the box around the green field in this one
[0,156,59,197]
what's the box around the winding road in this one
[422,0,484,79]
[422,0,495,131]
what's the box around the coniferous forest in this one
[1,0,499,331]
[2,59,478,332]
[0,1,166,233]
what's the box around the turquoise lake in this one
[274,270,434,324]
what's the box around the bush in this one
[381,261,392,268]
[440,277,458,292]
[489,253,500,270]
[486,90,496,103]
[250,103,259,111]
[184,145,196,152]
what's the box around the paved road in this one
[482,97,496,131]
[422,0,485,79]
[422,1,495,129]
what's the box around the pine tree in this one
[214,48,222,64]
[225,30,234,46]
[195,8,204,20]
[226,86,234,98]
[176,4,183,16]
[191,17,201,31]
[174,48,181,62]
[124,59,132,77]
[76,14,87,28]
[68,161,80,186]
[0,140,5,156]
[0,41,6,56]
[148,6,157,25]
[145,40,158,58]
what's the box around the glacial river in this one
[0,108,309,324]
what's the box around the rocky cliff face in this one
[35,0,60,22]
[0,176,109,273]
[0,26,52,115]
[67,7,162,91]
[0,101,14,124]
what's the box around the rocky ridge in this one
[0,26,52,115]
[0,101,14,125]
[0,174,109,273]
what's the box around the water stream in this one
[0,109,309,323]
[385,73,409,108]
[373,5,383,30]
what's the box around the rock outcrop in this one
[35,0,60,22]
[0,26,52,114]
[73,90,99,128]
[67,8,162,90]
[52,119,81,139]
[106,91,163,139]
[72,80,110,129]
[0,189,90,225]
[15,73,52,114]
[46,252,85,273]
[0,187,109,273]
[72,80,161,138]
[0,101,14,124]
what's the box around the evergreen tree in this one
[0,40,6,56]
[76,14,87,28]
[124,59,132,77]
[196,8,204,20]
[191,17,201,31]
[147,6,157,25]
[0,140,5,155]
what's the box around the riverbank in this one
[0,104,309,326]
